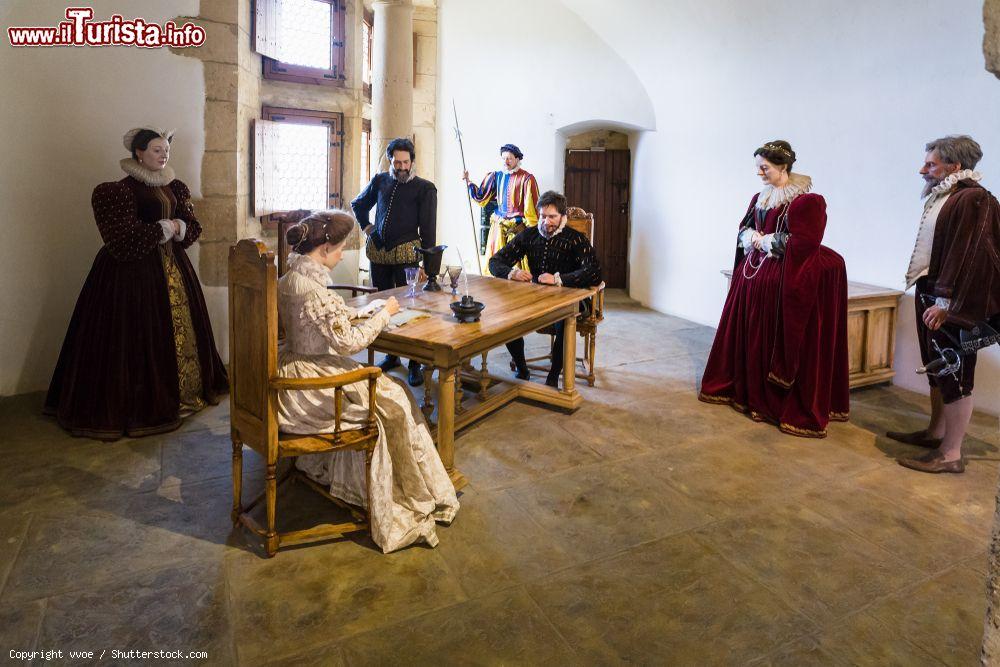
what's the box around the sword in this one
[452,98,482,274]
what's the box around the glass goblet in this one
[446,265,463,295]
[404,266,419,298]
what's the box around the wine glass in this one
[446,265,463,295]
[404,266,419,298]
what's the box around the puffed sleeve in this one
[768,193,827,387]
[559,233,602,288]
[468,171,497,206]
[92,181,162,262]
[523,174,540,226]
[300,291,391,356]
[168,179,202,249]
[785,193,826,256]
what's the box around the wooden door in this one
[564,149,630,289]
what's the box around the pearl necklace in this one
[741,203,789,280]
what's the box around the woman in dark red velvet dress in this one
[45,127,228,440]
[699,141,850,437]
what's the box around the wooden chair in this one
[229,239,382,557]
[275,208,377,296]
[523,207,606,386]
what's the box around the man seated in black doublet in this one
[489,190,602,387]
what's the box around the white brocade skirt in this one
[276,351,459,553]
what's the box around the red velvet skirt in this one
[700,248,850,437]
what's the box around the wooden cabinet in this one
[721,271,902,389]
[844,281,904,388]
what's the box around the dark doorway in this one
[564,149,630,289]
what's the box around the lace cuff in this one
[157,220,174,244]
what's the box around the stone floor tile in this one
[648,432,822,518]
[159,429,265,488]
[1,476,254,603]
[36,561,233,664]
[433,486,582,598]
[455,410,604,491]
[749,635,841,666]
[867,565,986,666]
[796,483,982,575]
[0,599,46,655]
[507,455,719,563]
[814,611,944,666]
[227,541,468,663]
[0,438,162,515]
[528,532,816,665]
[0,510,32,597]
[853,464,1000,543]
[692,502,924,624]
[330,587,578,666]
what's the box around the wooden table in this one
[721,270,903,388]
[346,274,597,490]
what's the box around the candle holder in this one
[450,294,485,323]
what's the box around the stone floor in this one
[2,291,999,665]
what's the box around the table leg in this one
[455,366,465,413]
[562,314,577,394]
[437,366,468,490]
[421,367,434,420]
[478,352,489,400]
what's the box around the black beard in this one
[392,168,410,182]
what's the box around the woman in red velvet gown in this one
[45,127,228,440]
[699,141,850,437]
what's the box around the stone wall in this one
[565,129,630,151]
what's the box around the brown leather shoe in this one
[886,429,943,449]
[897,451,965,474]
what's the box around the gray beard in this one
[921,178,940,199]
[392,168,412,183]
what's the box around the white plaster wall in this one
[562,0,1000,416]
[0,0,203,396]
[435,0,655,269]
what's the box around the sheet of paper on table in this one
[389,308,431,328]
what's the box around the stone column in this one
[983,7,1000,663]
[371,0,414,168]
[987,0,1000,79]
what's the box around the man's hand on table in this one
[537,273,557,285]
[510,269,533,282]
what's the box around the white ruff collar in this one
[287,252,331,287]
[120,158,176,187]
[756,173,812,210]
[930,169,982,197]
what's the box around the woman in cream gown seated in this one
[277,210,459,553]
